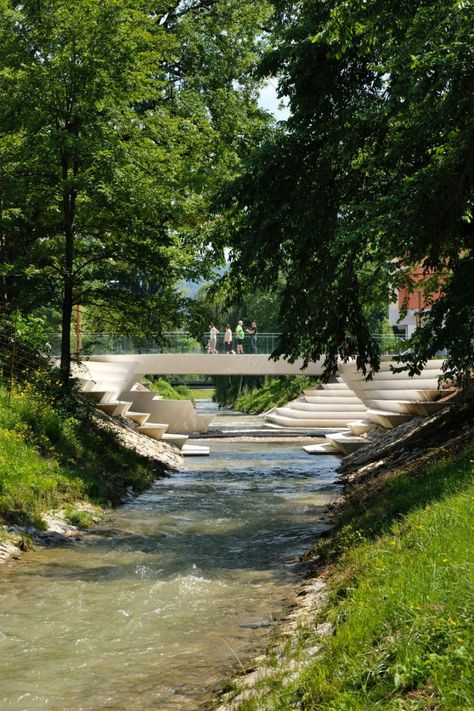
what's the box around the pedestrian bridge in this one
[90,353,326,377]
[68,331,406,378]
[67,331,326,376]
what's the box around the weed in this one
[64,506,94,529]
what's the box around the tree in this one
[213,0,474,382]
[0,0,273,384]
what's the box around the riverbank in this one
[213,400,474,710]
[0,385,181,566]
[0,436,341,711]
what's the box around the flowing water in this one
[0,413,341,711]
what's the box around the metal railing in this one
[371,333,408,355]
[49,331,407,357]
[49,332,283,356]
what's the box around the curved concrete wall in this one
[123,397,212,435]
[338,360,453,428]
[266,380,368,429]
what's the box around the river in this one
[0,408,341,710]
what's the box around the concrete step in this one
[275,407,366,420]
[181,444,210,456]
[303,442,340,455]
[266,413,358,428]
[398,401,451,417]
[88,390,114,403]
[364,399,449,415]
[74,377,96,392]
[304,395,364,404]
[326,433,368,455]
[137,422,168,440]
[161,433,188,449]
[321,383,351,390]
[366,408,413,429]
[287,402,367,412]
[346,381,454,395]
[96,401,132,417]
[125,411,150,425]
[347,419,376,436]
[264,422,349,434]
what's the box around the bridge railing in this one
[50,331,407,357]
[50,332,283,356]
[371,333,409,355]
[201,332,282,354]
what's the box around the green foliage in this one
[215,0,474,381]
[0,382,168,527]
[0,417,82,527]
[188,388,215,399]
[146,378,194,401]
[215,375,317,412]
[186,280,284,340]
[64,506,94,529]
[0,0,273,378]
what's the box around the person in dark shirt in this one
[246,321,257,354]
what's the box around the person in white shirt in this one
[208,323,219,353]
[223,325,233,353]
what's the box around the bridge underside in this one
[91,353,326,377]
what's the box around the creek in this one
[0,409,341,710]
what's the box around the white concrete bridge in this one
[90,353,326,377]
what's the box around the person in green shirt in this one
[235,320,244,353]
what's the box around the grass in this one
[0,383,169,529]
[64,505,96,528]
[228,444,474,710]
[190,388,215,399]
[234,376,318,414]
[145,378,195,401]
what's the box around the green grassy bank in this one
[145,379,214,403]
[216,375,317,414]
[0,384,169,532]
[228,443,474,710]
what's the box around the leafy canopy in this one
[0,0,273,379]
[214,0,474,381]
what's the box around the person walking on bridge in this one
[224,325,233,353]
[235,320,244,353]
[246,321,257,354]
[208,323,219,353]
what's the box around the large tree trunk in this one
[60,266,73,386]
[59,150,77,387]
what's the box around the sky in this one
[258,79,290,121]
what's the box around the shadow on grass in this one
[314,402,474,563]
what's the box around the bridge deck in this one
[91,353,325,377]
